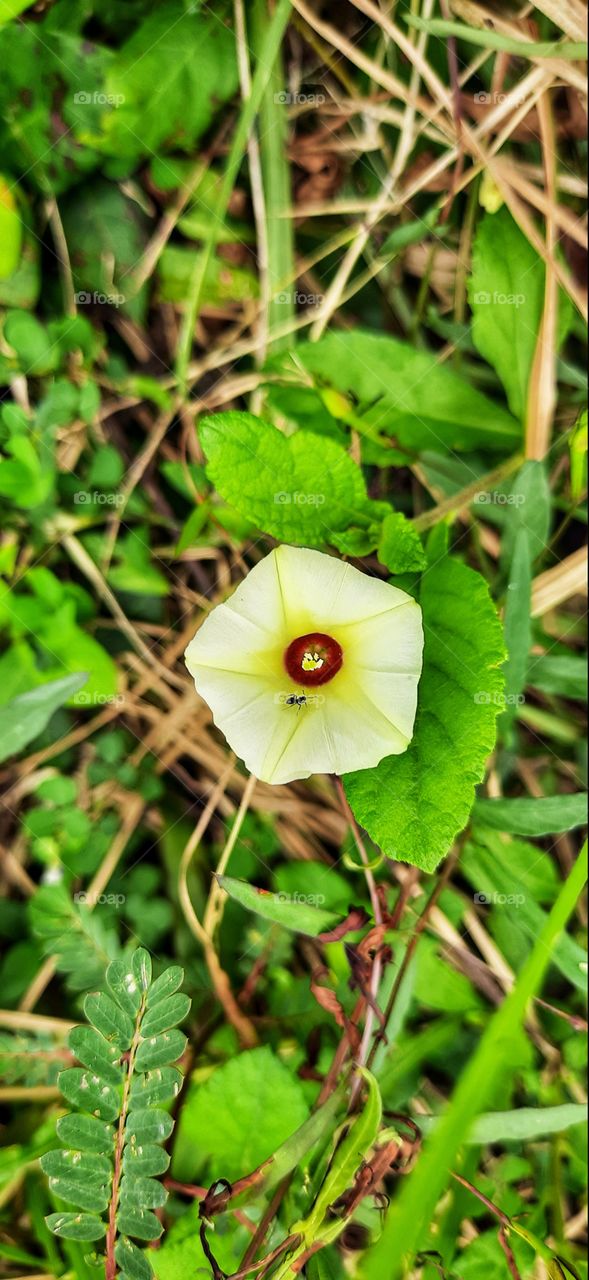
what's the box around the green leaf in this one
[199,410,379,547]
[134,1029,187,1072]
[141,994,190,1037]
[146,967,185,1009]
[84,992,135,1051]
[469,208,545,420]
[473,794,588,835]
[60,181,149,324]
[500,460,551,567]
[0,179,22,278]
[56,1114,115,1155]
[106,959,144,1019]
[527,653,588,700]
[130,1067,183,1108]
[501,528,532,729]
[458,1103,587,1144]
[132,948,153,992]
[378,512,427,574]
[119,1173,167,1210]
[308,1070,381,1225]
[40,1149,112,1183]
[116,1207,163,1242]
[45,1212,106,1242]
[0,672,88,764]
[3,311,59,375]
[98,2,239,167]
[122,1144,170,1178]
[68,1027,124,1086]
[217,875,341,936]
[43,1170,110,1214]
[171,1046,309,1183]
[345,556,505,872]
[58,1067,121,1123]
[115,1237,154,1280]
[273,332,520,454]
[125,1108,175,1145]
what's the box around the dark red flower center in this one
[284,632,343,687]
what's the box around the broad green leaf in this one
[469,208,544,420]
[141,994,190,1037]
[473,794,588,835]
[199,411,379,547]
[122,1144,170,1177]
[3,311,59,375]
[378,512,427,574]
[99,2,239,167]
[68,1026,124,1086]
[146,967,185,1009]
[115,1237,153,1280]
[117,1207,163,1242]
[217,875,341,936]
[125,1108,175,1145]
[56,1114,115,1155]
[45,1212,106,1242]
[134,1029,187,1072]
[84,992,135,1051]
[345,556,505,872]
[130,1066,183,1108]
[272,332,520,454]
[0,672,88,764]
[171,1046,309,1182]
[363,848,587,1280]
[58,1067,120,1123]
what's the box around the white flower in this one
[185,545,423,785]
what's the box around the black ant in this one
[285,693,308,709]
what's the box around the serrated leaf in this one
[133,948,152,992]
[119,1173,167,1210]
[141,994,190,1036]
[68,1026,124,1086]
[41,1149,112,1184]
[378,512,427,574]
[122,1143,170,1177]
[146,966,185,1009]
[130,1067,183,1108]
[106,960,143,1019]
[134,1030,187,1073]
[45,1211,106,1241]
[125,1108,174,1144]
[217,875,341,936]
[199,411,380,548]
[345,556,505,871]
[469,208,545,420]
[45,1171,110,1213]
[57,1113,115,1155]
[84,992,135,1050]
[58,1067,121,1123]
[115,1236,154,1280]
[117,1207,163,1242]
